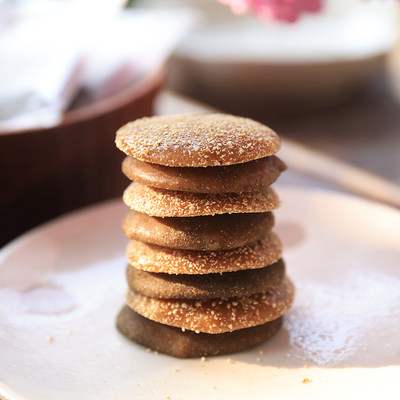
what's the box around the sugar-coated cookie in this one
[116,306,283,358]
[116,113,280,167]
[126,234,282,274]
[126,277,294,334]
[122,211,274,251]
[123,182,280,217]
[126,259,285,299]
[122,156,286,193]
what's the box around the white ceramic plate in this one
[1,186,400,400]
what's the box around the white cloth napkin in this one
[0,0,197,131]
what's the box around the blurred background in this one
[1,0,400,246]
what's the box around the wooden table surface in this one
[265,74,400,185]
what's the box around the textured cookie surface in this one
[126,234,282,274]
[123,182,280,217]
[127,259,285,299]
[122,211,274,251]
[116,306,283,358]
[122,156,286,193]
[126,277,294,334]
[115,113,280,167]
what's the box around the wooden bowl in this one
[0,66,165,246]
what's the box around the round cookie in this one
[123,182,280,217]
[122,156,286,193]
[126,277,294,334]
[127,259,285,299]
[126,234,282,274]
[122,211,275,251]
[115,113,280,167]
[116,306,283,358]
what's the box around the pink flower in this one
[218,0,323,23]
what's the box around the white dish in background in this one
[174,0,398,63]
[167,0,400,112]
[1,186,400,400]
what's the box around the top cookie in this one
[115,113,280,167]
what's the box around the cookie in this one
[122,156,286,193]
[126,277,294,334]
[122,211,274,251]
[126,259,285,299]
[126,234,282,274]
[123,182,280,217]
[115,113,280,167]
[116,306,283,358]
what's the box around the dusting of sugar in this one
[285,269,400,366]
[18,284,75,315]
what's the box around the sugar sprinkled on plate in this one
[285,269,400,366]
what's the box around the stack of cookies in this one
[115,113,294,358]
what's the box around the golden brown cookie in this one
[122,211,274,251]
[126,277,294,334]
[127,259,285,299]
[115,113,280,167]
[123,182,280,217]
[126,234,282,274]
[122,156,286,193]
[116,306,283,358]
